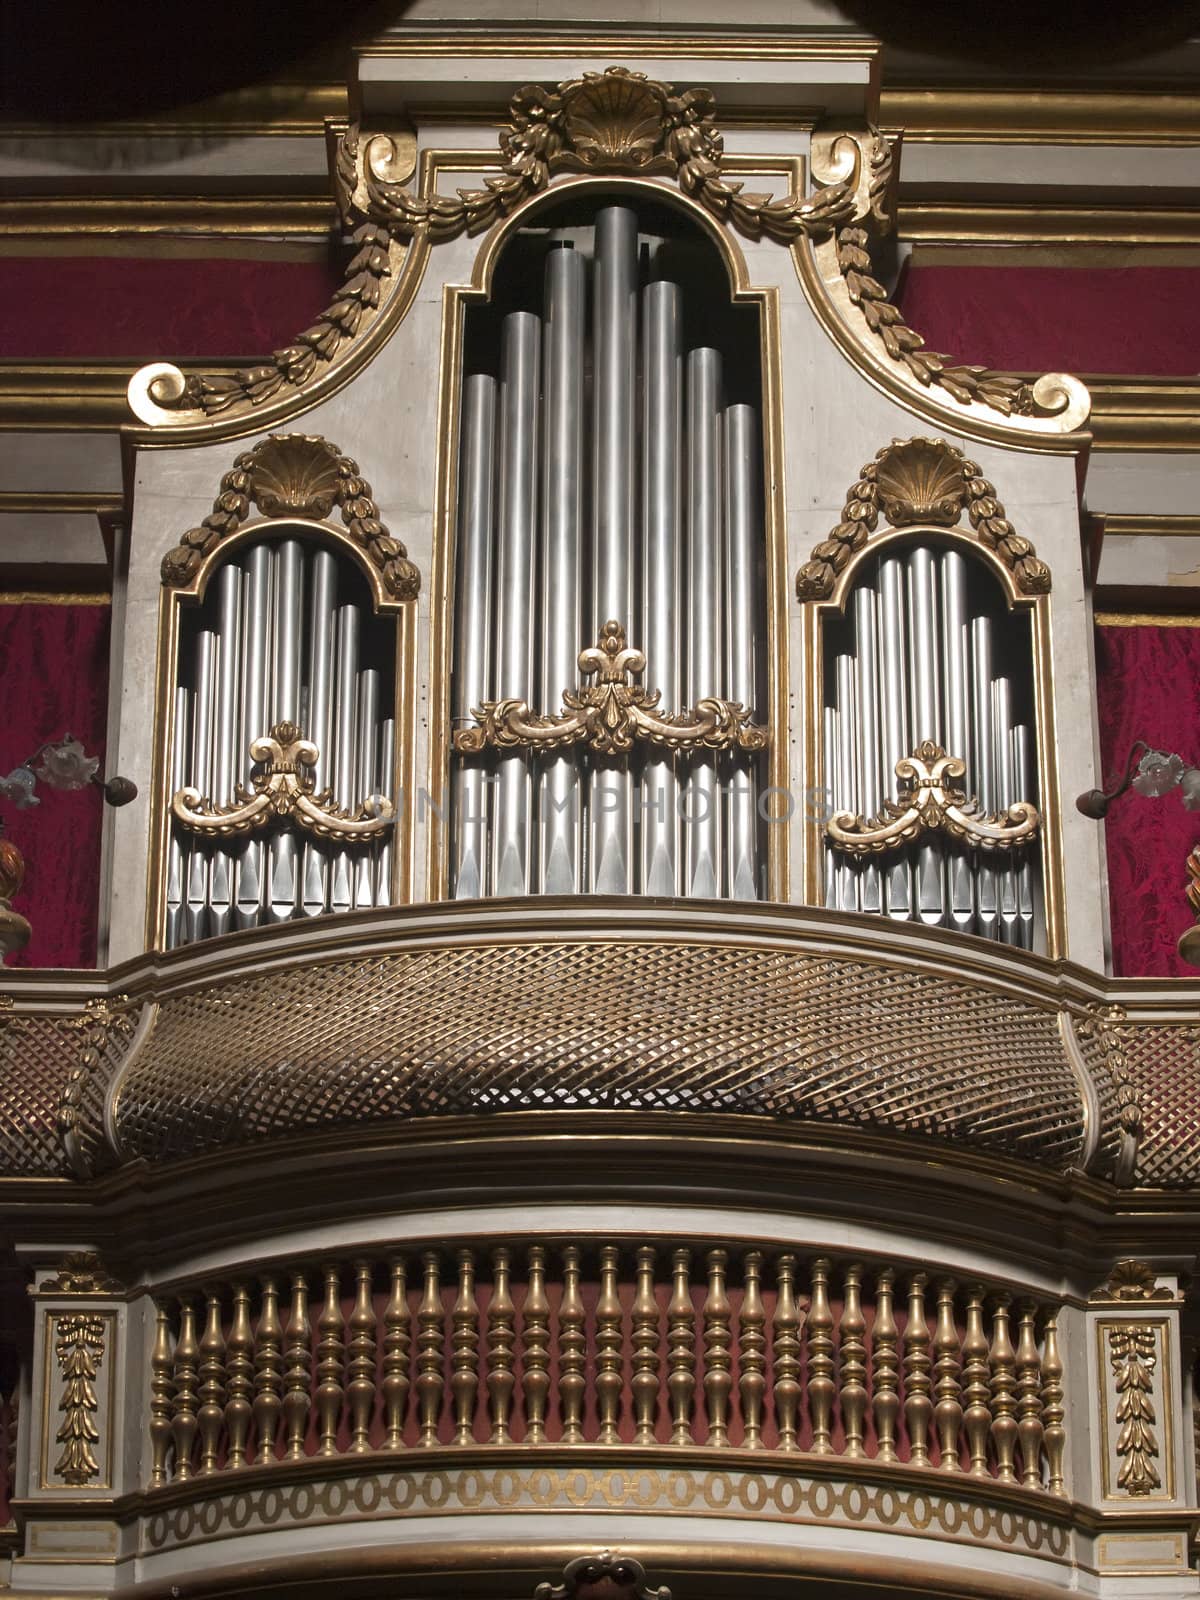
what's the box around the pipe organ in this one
[167,537,396,946]
[824,545,1041,948]
[450,203,766,901]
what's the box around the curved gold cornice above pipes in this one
[127,68,1089,449]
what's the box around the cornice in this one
[0,195,336,239]
[0,81,347,141]
[897,199,1200,247]
[882,88,1200,147]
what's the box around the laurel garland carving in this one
[53,1313,107,1486]
[159,433,419,602]
[795,437,1052,601]
[360,68,859,246]
[1108,1324,1162,1496]
[454,620,768,758]
[172,721,395,842]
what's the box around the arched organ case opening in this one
[449,202,768,900]
[166,536,397,946]
[822,543,1042,949]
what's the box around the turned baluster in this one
[282,1271,312,1461]
[703,1248,733,1447]
[739,1250,767,1450]
[989,1293,1019,1484]
[558,1245,586,1444]
[961,1285,991,1478]
[347,1262,377,1454]
[521,1245,551,1445]
[667,1247,696,1446]
[1016,1301,1045,1490]
[315,1265,345,1457]
[451,1250,479,1446]
[772,1254,802,1452]
[252,1275,283,1465]
[807,1257,835,1455]
[170,1295,200,1481]
[224,1283,254,1469]
[197,1287,227,1475]
[416,1252,444,1447]
[903,1272,933,1469]
[1040,1312,1066,1496]
[488,1247,516,1443]
[149,1304,173,1487]
[381,1259,410,1450]
[595,1245,623,1445]
[631,1246,660,1446]
[871,1269,899,1464]
[932,1279,963,1473]
[839,1265,868,1459]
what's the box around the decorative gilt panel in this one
[39,1309,117,1492]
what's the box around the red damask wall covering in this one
[1,601,111,968]
[1096,622,1200,977]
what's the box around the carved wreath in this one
[160,433,420,602]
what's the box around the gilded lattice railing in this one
[147,1241,1065,1494]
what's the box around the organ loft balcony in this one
[2,15,1200,1600]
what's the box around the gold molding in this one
[1096,516,1200,539]
[0,491,123,516]
[882,89,1200,148]
[1088,381,1200,453]
[0,362,214,432]
[0,80,346,140]
[1095,610,1200,626]
[898,201,1200,248]
[0,196,336,240]
[362,28,881,65]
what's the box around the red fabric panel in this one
[1095,624,1200,978]
[1,603,111,968]
[0,257,342,360]
[895,266,1200,377]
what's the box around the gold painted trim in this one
[882,89,1200,147]
[1096,611,1200,627]
[1088,381,1200,453]
[1097,515,1200,539]
[363,28,881,66]
[898,201,1200,248]
[0,362,222,433]
[0,592,112,606]
[1095,1316,1177,1504]
[0,490,124,516]
[423,167,788,902]
[0,196,336,240]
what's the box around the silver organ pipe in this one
[493,310,540,898]
[540,245,585,896]
[451,374,497,900]
[826,545,1040,948]
[449,203,768,902]
[170,537,395,946]
[641,278,682,898]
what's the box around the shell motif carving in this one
[247,434,341,520]
[874,437,966,528]
[560,71,676,171]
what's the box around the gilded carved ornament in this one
[534,1551,670,1600]
[171,721,394,843]
[454,620,768,758]
[159,434,419,604]
[1091,1260,1175,1304]
[1076,1008,1142,1187]
[1108,1324,1163,1496]
[52,1313,107,1486]
[796,437,1052,602]
[41,1251,126,1297]
[825,740,1040,857]
[61,999,137,1183]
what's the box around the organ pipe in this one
[825,546,1040,948]
[686,346,723,901]
[170,537,394,945]
[724,404,759,901]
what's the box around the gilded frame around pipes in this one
[424,155,792,903]
[145,515,417,951]
[798,522,1064,958]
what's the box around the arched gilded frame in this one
[425,173,790,903]
[146,433,420,948]
[796,437,1064,956]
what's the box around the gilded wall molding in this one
[158,434,420,604]
[796,437,1052,602]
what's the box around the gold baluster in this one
[1016,1301,1045,1490]
[347,1262,377,1454]
[522,1245,551,1446]
[772,1253,802,1452]
[933,1279,963,1473]
[739,1250,767,1450]
[488,1246,516,1444]
[451,1249,479,1446]
[170,1295,199,1481]
[149,1304,173,1487]
[667,1247,696,1446]
[558,1245,586,1444]
[703,1248,733,1448]
[807,1257,835,1455]
[1041,1311,1066,1496]
[252,1276,283,1466]
[197,1287,226,1475]
[840,1264,868,1460]
[989,1292,1019,1484]
[631,1246,660,1446]
[871,1269,899,1463]
[416,1252,444,1447]
[381,1259,410,1450]
[961,1285,991,1478]
[224,1283,254,1469]
[903,1272,933,1469]
[595,1244,623,1445]
[282,1271,312,1461]
[315,1265,345,1457]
